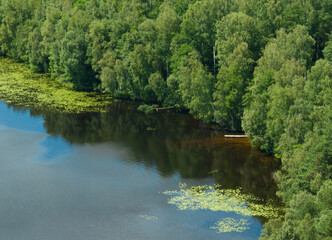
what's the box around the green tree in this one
[215,12,261,64]
[155,3,180,77]
[0,0,31,56]
[180,0,231,69]
[266,60,306,148]
[87,19,112,75]
[148,72,167,102]
[243,25,315,151]
[323,34,332,62]
[214,41,255,129]
[59,30,95,89]
[214,65,245,129]
[178,50,215,122]
[129,44,157,100]
[99,50,117,94]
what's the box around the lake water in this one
[0,101,280,240]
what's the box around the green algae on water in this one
[0,57,114,113]
[210,218,250,233]
[163,183,284,233]
[163,183,282,218]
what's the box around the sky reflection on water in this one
[0,101,280,240]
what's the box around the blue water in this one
[0,101,275,240]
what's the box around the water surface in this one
[0,101,279,240]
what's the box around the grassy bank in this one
[0,57,114,113]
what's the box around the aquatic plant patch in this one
[210,218,250,233]
[163,183,283,233]
[0,57,114,113]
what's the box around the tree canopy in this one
[0,0,331,238]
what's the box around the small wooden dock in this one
[224,135,248,138]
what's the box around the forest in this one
[0,0,331,239]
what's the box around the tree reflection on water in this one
[10,101,280,203]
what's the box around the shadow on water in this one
[7,101,280,204]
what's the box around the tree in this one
[178,50,215,122]
[266,60,306,148]
[215,12,261,64]
[180,0,231,69]
[60,30,94,89]
[155,3,180,77]
[129,44,157,100]
[99,50,117,94]
[148,72,167,102]
[213,12,261,129]
[214,65,245,129]
[87,19,112,75]
[0,0,31,56]
[323,34,332,62]
[243,25,315,151]
[213,42,255,130]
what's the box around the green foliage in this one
[214,65,245,129]
[0,0,327,126]
[148,72,167,102]
[0,1,331,238]
[137,104,158,114]
[257,55,332,240]
[129,43,157,100]
[178,50,215,122]
[243,25,315,150]
[180,0,232,69]
[60,29,93,88]
[214,41,255,129]
[215,12,261,63]
[323,34,332,62]
[74,0,90,10]
[170,43,193,73]
[99,50,117,93]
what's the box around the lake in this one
[0,101,280,240]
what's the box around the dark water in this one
[0,101,279,240]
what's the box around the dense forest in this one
[0,0,331,239]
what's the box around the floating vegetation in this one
[0,57,114,113]
[210,218,250,233]
[163,183,283,233]
[138,215,159,220]
[163,183,282,218]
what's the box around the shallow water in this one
[0,101,280,240]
